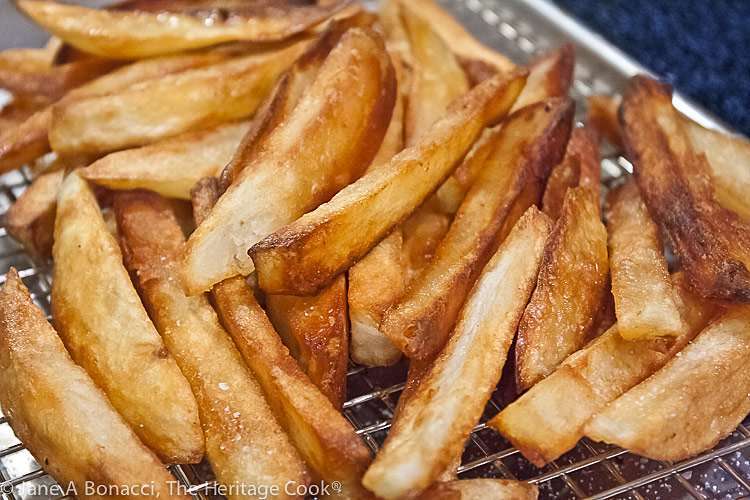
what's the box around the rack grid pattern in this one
[0,0,749,499]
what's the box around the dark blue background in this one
[553,0,750,136]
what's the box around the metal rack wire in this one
[0,0,749,499]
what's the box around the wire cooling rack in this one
[1,0,750,499]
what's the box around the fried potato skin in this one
[622,75,750,303]
[490,273,719,465]
[52,173,202,464]
[381,98,573,363]
[587,94,623,149]
[0,269,190,500]
[115,190,309,499]
[606,180,682,339]
[363,208,550,500]
[184,28,396,294]
[250,70,528,296]
[81,121,249,199]
[585,307,750,461]
[515,187,608,391]
[414,479,538,500]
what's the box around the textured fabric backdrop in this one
[553,0,750,136]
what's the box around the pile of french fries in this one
[0,0,749,499]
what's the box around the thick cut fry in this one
[265,277,349,410]
[16,0,349,59]
[587,94,623,149]
[414,479,538,500]
[606,181,682,339]
[191,178,374,499]
[184,28,396,294]
[515,187,608,392]
[0,269,190,500]
[400,0,468,145]
[541,127,602,220]
[0,107,52,175]
[2,169,63,261]
[250,70,528,295]
[363,208,550,500]
[490,273,719,466]
[50,43,306,154]
[52,173,202,464]
[401,204,451,282]
[380,98,573,362]
[622,75,750,303]
[81,121,249,199]
[585,307,750,461]
[115,191,309,500]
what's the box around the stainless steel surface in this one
[1,0,750,499]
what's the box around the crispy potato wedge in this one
[184,28,396,294]
[0,107,52,175]
[400,0,468,146]
[265,277,349,410]
[541,127,602,220]
[115,190,310,499]
[2,169,63,261]
[585,306,750,461]
[0,269,190,500]
[52,173,202,464]
[81,121,249,199]
[378,0,411,63]
[50,43,306,154]
[401,204,451,282]
[606,180,683,340]
[490,273,719,466]
[363,208,550,500]
[622,75,750,303]
[250,70,528,295]
[191,178,374,498]
[380,98,573,362]
[515,187,608,392]
[414,479,538,500]
[16,0,349,59]
[588,94,623,149]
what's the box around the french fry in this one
[606,180,682,339]
[489,273,719,466]
[50,43,307,154]
[80,121,249,199]
[249,70,528,295]
[585,306,750,461]
[400,204,451,282]
[414,479,538,500]
[380,98,573,362]
[587,94,623,149]
[622,75,750,303]
[52,173,203,464]
[363,208,550,500]
[265,277,349,410]
[16,0,350,59]
[191,178,374,499]
[378,0,411,63]
[0,107,52,175]
[114,190,310,499]
[515,186,608,392]
[0,269,190,500]
[184,28,396,294]
[541,127,602,220]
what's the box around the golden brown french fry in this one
[587,94,623,149]
[363,208,550,500]
[414,479,538,500]
[2,169,63,261]
[585,306,750,461]
[0,107,52,175]
[515,186,608,392]
[115,190,310,499]
[52,173,203,464]
[265,277,349,411]
[191,178,374,499]
[489,273,719,466]
[400,203,451,282]
[184,28,396,294]
[50,43,306,154]
[622,75,750,303]
[0,269,191,500]
[378,0,411,63]
[16,0,350,59]
[250,70,528,295]
[381,98,573,362]
[606,180,682,339]
[80,121,249,199]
